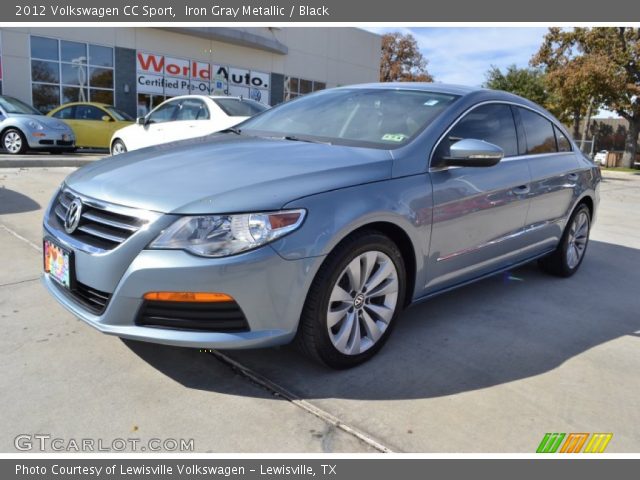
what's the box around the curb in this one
[0,159,96,168]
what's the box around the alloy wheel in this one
[566,210,589,269]
[4,132,22,153]
[326,250,399,355]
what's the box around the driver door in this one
[424,103,532,293]
[136,99,180,149]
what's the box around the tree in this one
[483,65,549,106]
[380,32,433,83]
[533,27,640,168]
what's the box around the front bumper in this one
[26,130,75,149]
[42,243,324,349]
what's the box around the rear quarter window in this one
[519,108,558,154]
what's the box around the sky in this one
[362,27,548,87]
[362,26,616,118]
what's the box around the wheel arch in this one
[318,221,418,308]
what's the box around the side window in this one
[519,108,558,154]
[147,100,180,124]
[554,125,572,152]
[52,106,75,119]
[176,99,210,121]
[443,104,518,158]
[75,105,104,121]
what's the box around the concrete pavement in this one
[1,167,638,452]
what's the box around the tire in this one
[295,231,406,369]
[111,139,127,156]
[2,129,27,155]
[538,204,591,277]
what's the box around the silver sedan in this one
[42,84,600,368]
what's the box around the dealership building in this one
[0,27,380,117]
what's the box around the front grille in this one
[56,140,74,146]
[39,140,54,145]
[54,190,146,250]
[52,279,111,315]
[136,301,250,332]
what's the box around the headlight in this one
[27,120,45,130]
[149,209,306,257]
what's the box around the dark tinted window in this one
[519,108,557,154]
[554,125,572,152]
[90,89,113,105]
[214,98,267,117]
[75,105,104,121]
[52,106,75,119]
[31,60,59,83]
[445,104,518,157]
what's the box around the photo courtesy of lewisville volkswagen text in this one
[0,0,639,476]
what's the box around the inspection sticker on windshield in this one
[424,99,440,106]
[382,133,407,142]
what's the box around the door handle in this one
[512,185,530,195]
[567,173,579,181]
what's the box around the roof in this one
[344,82,479,96]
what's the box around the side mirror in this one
[135,117,146,125]
[442,138,504,167]
[101,115,112,122]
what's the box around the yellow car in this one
[47,102,133,150]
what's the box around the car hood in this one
[64,134,393,214]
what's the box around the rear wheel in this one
[2,129,27,155]
[111,139,127,155]
[539,204,591,277]
[296,231,406,369]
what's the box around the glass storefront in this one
[284,76,326,101]
[30,35,115,113]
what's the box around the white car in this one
[594,150,608,166]
[110,95,267,155]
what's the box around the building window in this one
[284,76,326,101]
[30,35,115,113]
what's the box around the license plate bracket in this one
[43,238,76,290]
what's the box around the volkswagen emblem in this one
[64,198,83,234]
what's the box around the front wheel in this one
[296,231,406,369]
[111,139,127,155]
[2,129,27,155]
[539,204,591,277]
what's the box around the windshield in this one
[105,106,134,121]
[214,98,268,117]
[0,96,42,115]
[239,88,459,148]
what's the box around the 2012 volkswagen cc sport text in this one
[42,84,601,368]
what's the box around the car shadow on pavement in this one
[124,240,640,401]
[0,188,40,215]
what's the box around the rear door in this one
[425,103,532,293]
[515,107,581,253]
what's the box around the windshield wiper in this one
[282,135,332,145]
[220,127,242,135]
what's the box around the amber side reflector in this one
[143,292,234,303]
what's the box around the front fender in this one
[270,175,433,296]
